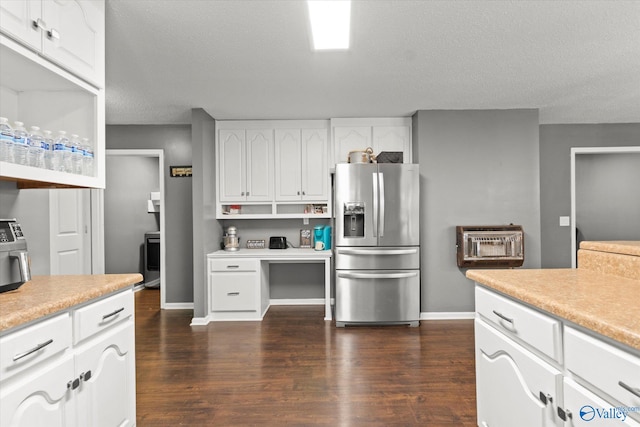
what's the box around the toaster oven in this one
[456,225,524,268]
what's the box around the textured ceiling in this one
[105,0,640,125]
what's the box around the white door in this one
[275,129,302,201]
[245,129,273,201]
[41,0,105,87]
[0,0,42,49]
[301,128,328,200]
[75,322,136,427]
[50,189,91,275]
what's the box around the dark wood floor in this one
[135,288,477,426]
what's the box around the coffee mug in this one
[315,241,325,251]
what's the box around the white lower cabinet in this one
[0,288,135,427]
[475,285,640,427]
[475,319,561,427]
[209,258,268,321]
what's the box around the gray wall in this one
[539,124,640,267]
[191,109,221,318]
[575,153,640,243]
[106,125,193,304]
[412,109,541,313]
[0,183,51,275]
[104,155,159,276]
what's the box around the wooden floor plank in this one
[135,288,477,426]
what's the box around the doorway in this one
[103,149,166,308]
[571,147,640,267]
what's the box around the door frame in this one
[570,146,640,267]
[96,149,166,308]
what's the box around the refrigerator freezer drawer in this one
[335,270,420,326]
[335,247,420,270]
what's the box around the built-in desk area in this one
[205,249,332,323]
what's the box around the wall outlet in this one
[559,216,570,227]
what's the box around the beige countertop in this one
[466,268,640,352]
[0,274,142,333]
[580,240,640,257]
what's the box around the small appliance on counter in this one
[269,236,287,249]
[0,218,31,293]
[223,226,240,251]
[313,225,332,250]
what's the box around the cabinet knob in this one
[47,28,60,41]
[241,192,245,196]
[246,191,250,196]
[557,407,572,421]
[297,191,300,195]
[302,191,306,195]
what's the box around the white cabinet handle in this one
[619,381,640,398]
[13,339,54,361]
[227,292,240,296]
[226,265,239,269]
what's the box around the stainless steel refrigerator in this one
[334,163,420,327]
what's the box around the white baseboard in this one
[270,298,325,305]
[420,312,475,320]
[164,302,194,310]
[190,316,210,326]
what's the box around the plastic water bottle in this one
[52,131,69,172]
[70,134,83,174]
[42,130,54,170]
[0,117,14,163]
[81,137,94,176]
[27,126,45,168]
[12,121,28,166]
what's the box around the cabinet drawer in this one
[73,289,133,344]
[565,326,640,417]
[210,258,258,272]
[211,276,257,312]
[475,286,562,363]
[0,313,72,381]
[564,377,640,426]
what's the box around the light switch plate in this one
[559,216,570,227]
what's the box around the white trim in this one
[103,149,166,309]
[420,312,475,320]
[570,146,640,268]
[270,298,325,305]
[190,316,210,326]
[164,302,194,310]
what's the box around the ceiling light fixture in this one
[307,0,351,50]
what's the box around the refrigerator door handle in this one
[372,172,378,237]
[378,172,385,237]
[337,248,419,256]
[337,272,418,280]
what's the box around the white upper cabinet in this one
[275,127,328,201]
[331,117,412,165]
[218,128,273,202]
[0,0,105,88]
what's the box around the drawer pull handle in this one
[13,339,54,361]
[102,307,125,320]
[492,310,513,324]
[227,265,240,269]
[619,381,640,398]
[227,292,240,296]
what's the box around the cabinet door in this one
[41,0,105,87]
[74,321,136,427]
[301,128,328,200]
[245,129,273,201]
[0,354,76,427]
[219,129,246,202]
[333,126,371,165]
[475,319,561,427]
[275,129,302,201]
[373,125,410,162]
[0,0,42,49]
